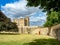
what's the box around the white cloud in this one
[1,0,40,18]
[30,12,47,22]
[30,16,46,22]
[29,12,47,26]
[1,0,47,26]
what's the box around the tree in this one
[0,11,18,32]
[44,10,60,26]
[44,10,60,35]
[27,0,60,12]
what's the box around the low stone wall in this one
[18,26,49,35]
[31,27,48,35]
[40,27,48,35]
[31,28,40,34]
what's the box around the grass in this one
[0,34,60,45]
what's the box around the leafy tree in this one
[27,0,60,12]
[45,10,60,26]
[44,10,60,35]
[44,11,59,27]
[0,11,18,32]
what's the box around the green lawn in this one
[0,34,60,45]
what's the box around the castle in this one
[13,17,60,40]
[13,17,48,34]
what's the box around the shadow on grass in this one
[23,38,60,45]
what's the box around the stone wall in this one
[30,27,48,35]
[50,24,60,40]
[40,27,48,35]
[18,25,60,41]
[18,26,49,35]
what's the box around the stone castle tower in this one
[13,17,29,27]
[13,17,29,33]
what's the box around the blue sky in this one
[0,0,19,6]
[1,0,47,26]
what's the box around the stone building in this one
[13,17,30,33]
[13,17,60,40]
[13,17,48,34]
[13,17,29,26]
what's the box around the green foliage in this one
[27,0,60,12]
[0,11,18,32]
[44,10,60,27]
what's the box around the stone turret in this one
[13,17,29,26]
[13,17,30,33]
[19,18,25,26]
[25,17,29,26]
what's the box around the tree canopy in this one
[27,0,60,27]
[27,0,60,12]
[44,10,60,27]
